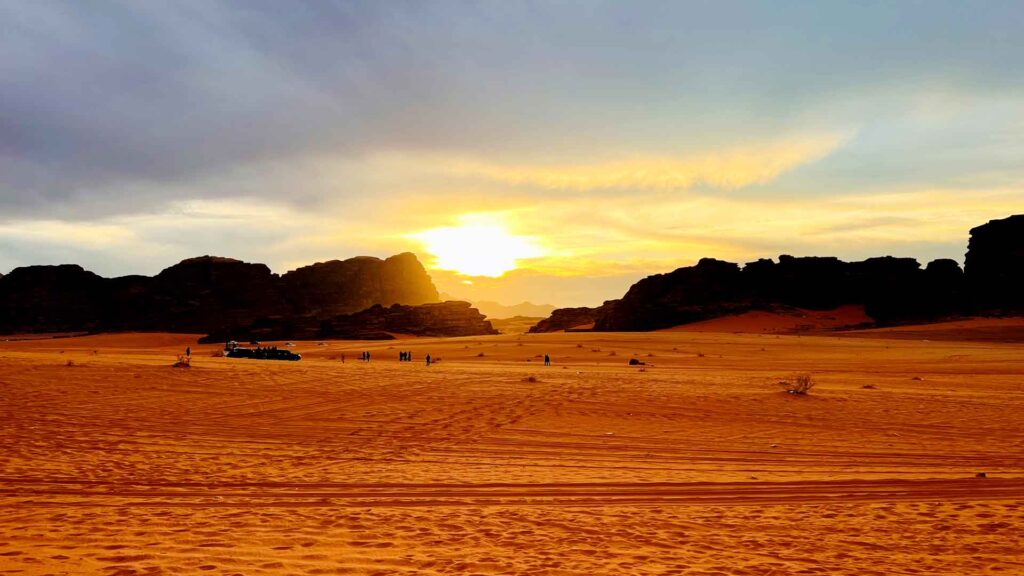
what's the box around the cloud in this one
[370,133,848,192]
[3,1,1024,307]
[3,2,1024,219]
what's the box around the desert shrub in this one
[780,374,815,395]
[696,352,705,358]
[476,352,485,357]
[608,351,617,356]
[523,375,539,383]
[65,359,75,367]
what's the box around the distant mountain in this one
[0,252,440,335]
[532,214,1024,332]
[439,296,555,319]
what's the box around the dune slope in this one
[1,330,1022,574]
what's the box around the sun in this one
[413,223,543,277]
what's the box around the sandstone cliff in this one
[531,214,1024,332]
[201,301,497,342]
[965,214,1024,312]
[0,253,440,335]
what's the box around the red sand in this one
[1,326,1022,574]
[662,305,872,334]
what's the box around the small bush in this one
[780,374,815,395]
[476,352,485,357]
[65,359,75,367]
[523,375,539,383]
[696,352,705,358]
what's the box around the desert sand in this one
[1,323,1022,575]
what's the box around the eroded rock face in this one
[141,256,288,333]
[965,215,1024,312]
[0,265,106,333]
[594,258,747,331]
[532,252,974,332]
[202,301,497,342]
[0,253,440,335]
[281,252,439,317]
[528,303,616,333]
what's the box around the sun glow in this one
[413,222,543,277]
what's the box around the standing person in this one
[366,351,371,362]
[186,346,191,358]
[426,354,431,367]
[544,354,551,366]
[341,352,345,363]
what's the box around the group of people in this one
[401,350,433,365]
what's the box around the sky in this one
[2,1,1024,307]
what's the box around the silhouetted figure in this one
[426,354,431,366]
[407,351,412,362]
[341,352,345,363]
[366,351,371,362]
[544,354,551,366]
[185,346,191,358]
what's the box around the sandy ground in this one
[661,306,872,335]
[1,325,1022,575]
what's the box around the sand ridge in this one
[1,328,1022,574]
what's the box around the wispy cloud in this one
[370,133,849,192]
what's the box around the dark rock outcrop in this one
[282,253,438,317]
[202,301,497,342]
[529,212,1024,334]
[594,258,748,331]
[965,214,1024,312]
[528,302,617,333]
[0,253,440,335]
[0,265,107,333]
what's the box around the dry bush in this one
[65,359,75,367]
[780,374,815,395]
[476,352,485,357]
[523,375,539,383]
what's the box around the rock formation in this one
[0,253,440,335]
[0,265,107,334]
[281,253,438,317]
[532,214,1024,332]
[528,303,616,333]
[965,214,1024,312]
[201,301,497,342]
